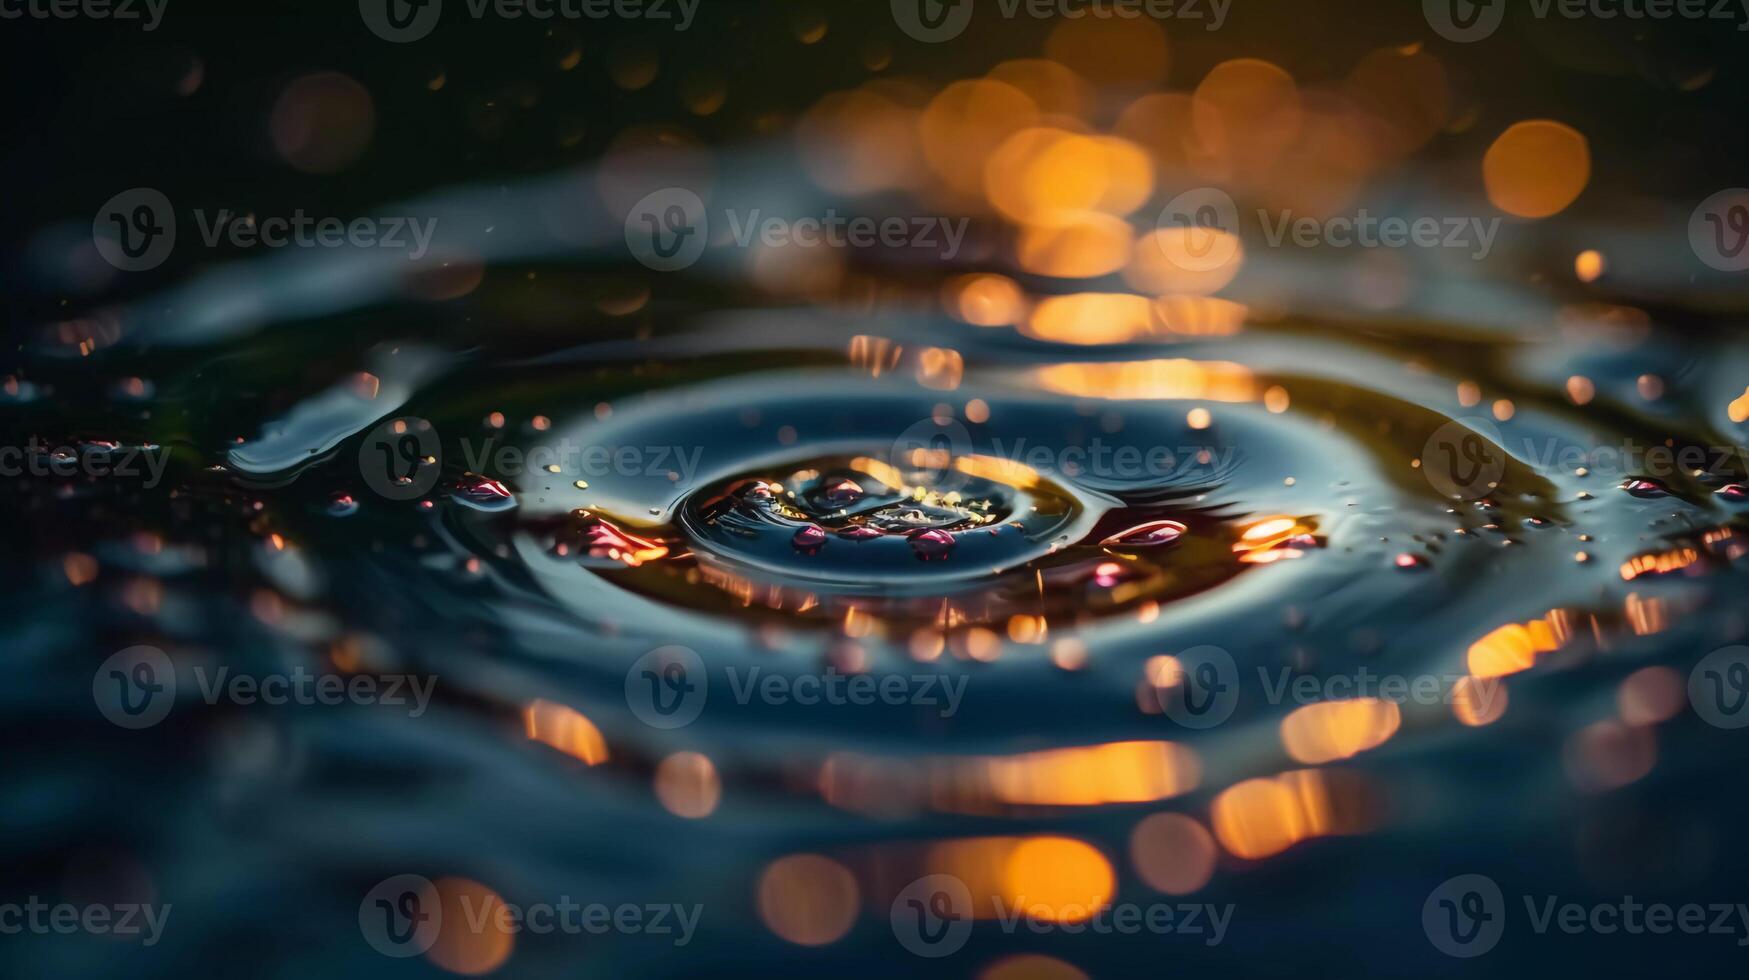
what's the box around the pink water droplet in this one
[1394,552,1428,570]
[1100,520,1187,549]
[793,525,827,549]
[1718,484,1748,502]
[1621,478,1669,498]
[1094,561,1128,587]
[453,476,516,510]
[823,478,865,507]
[838,524,883,540]
[328,492,358,516]
[909,528,956,559]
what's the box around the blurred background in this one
[4,0,1749,976]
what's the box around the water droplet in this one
[908,528,955,559]
[1101,520,1188,550]
[823,478,865,507]
[793,525,827,550]
[453,476,517,512]
[1717,484,1748,502]
[328,492,358,516]
[1394,553,1428,570]
[1620,478,1669,498]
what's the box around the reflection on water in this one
[8,3,1749,977]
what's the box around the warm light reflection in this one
[1466,612,1571,679]
[1563,720,1657,792]
[522,699,609,765]
[1451,676,1508,727]
[1129,812,1217,895]
[1209,769,1378,860]
[1033,360,1257,401]
[1016,212,1133,278]
[926,836,1115,922]
[1484,120,1591,218]
[979,954,1090,980]
[757,854,859,946]
[1620,547,1701,582]
[945,273,1028,326]
[428,878,515,975]
[1279,698,1401,764]
[655,751,722,818]
[819,740,1200,815]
